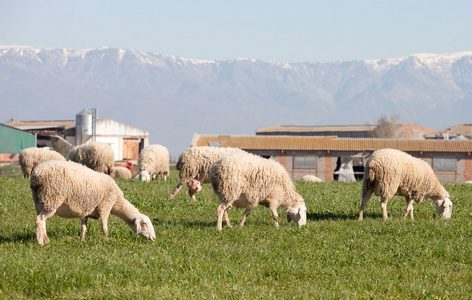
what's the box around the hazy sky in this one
[1,0,471,63]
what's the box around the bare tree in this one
[371,114,399,138]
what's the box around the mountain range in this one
[1,46,471,156]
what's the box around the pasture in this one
[0,166,471,299]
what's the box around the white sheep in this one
[210,152,307,231]
[137,144,170,182]
[66,142,115,175]
[110,167,133,179]
[19,147,65,178]
[169,146,245,201]
[359,148,452,221]
[301,175,323,182]
[30,160,156,245]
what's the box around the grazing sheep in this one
[210,152,307,231]
[301,175,323,182]
[169,146,245,201]
[66,142,114,175]
[19,147,65,178]
[110,167,133,179]
[137,144,170,182]
[359,148,452,221]
[30,160,156,245]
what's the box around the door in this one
[123,139,139,160]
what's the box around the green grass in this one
[1,167,471,299]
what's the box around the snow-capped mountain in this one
[1,46,471,155]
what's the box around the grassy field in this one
[0,165,471,299]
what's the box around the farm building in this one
[425,124,472,140]
[6,110,149,161]
[256,124,436,139]
[191,133,472,183]
[4,119,75,148]
[0,123,36,162]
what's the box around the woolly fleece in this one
[19,147,65,178]
[31,160,156,244]
[110,167,133,179]
[359,148,452,220]
[169,146,244,201]
[211,152,307,230]
[66,142,114,175]
[138,144,170,182]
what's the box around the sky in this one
[1,0,472,63]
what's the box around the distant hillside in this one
[1,46,471,155]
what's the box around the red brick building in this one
[191,134,472,183]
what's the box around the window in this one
[432,158,456,171]
[294,156,316,169]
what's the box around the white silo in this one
[75,109,93,145]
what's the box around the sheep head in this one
[133,214,156,241]
[138,171,151,182]
[434,198,453,219]
[286,202,307,227]
[188,179,202,193]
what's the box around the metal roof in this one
[6,120,76,130]
[256,124,376,133]
[191,134,472,153]
[256,123,436,135]
[11,125,65,130]
[425,124,472,139]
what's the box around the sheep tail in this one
[362,164,375,196]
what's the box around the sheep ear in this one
[297,206,305,217]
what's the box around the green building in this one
[0,123,36,161]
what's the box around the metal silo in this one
[75,109,93,145]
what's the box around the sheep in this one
[359,148,452,221]
[30,160,156,245]
[210,152,307,231]
[169,146,245,201]
[19,147,65,178]
[110,167,133,179]
[301,175,323,182]
[66,142,114,175]
[137,144,170,182]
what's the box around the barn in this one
[191,133,472,183]
[0,123,36,162]
[6,110,149,161]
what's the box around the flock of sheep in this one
[18,143,453,245]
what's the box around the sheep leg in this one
[169,181,184,200]
[404,198,414,220]
[188,189,197,202]
[100,215,109,237]
[35,209,56,245]
[380,197,389,220]
[80,218,88,240]
[216,202,231,231]
[224,210,232,228]
[358,189,373,221]
[269,207,280,229]
[240,208,252,226]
